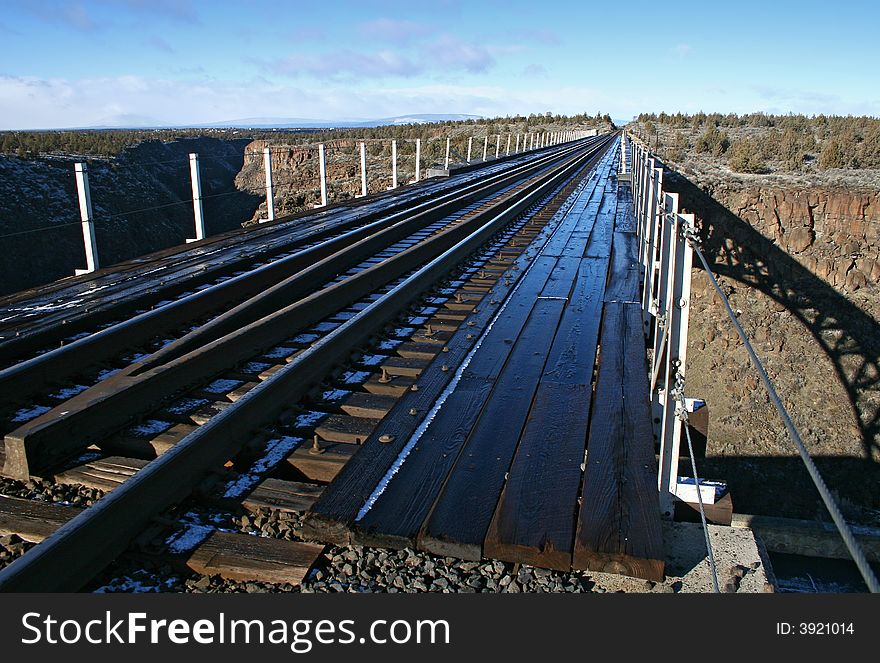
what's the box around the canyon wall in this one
[0,137,261,296]
[664,171,880,521]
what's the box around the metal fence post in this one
[651,193,679,454]
[641,158,659,319]
[414,138,421,182]
[318,143,328,207]
[495,134,501,159]
[658,210,695,517]
[444,137,450,170]
[506,134,512,156]
[515,134,520,154]
[359,142,368,197]
[187,153,205,243]
[482,135,488,161]
[263,146,275,222]
[73,162,99,274]
[466,136,473,162]
[391,139,398,189]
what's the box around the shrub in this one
[819,139,847,169]
[728,138,767,173]
[778,128,813,171]
[695,126,730,156]
[664,131,688,162]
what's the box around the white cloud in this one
[269,49,423,79]
[265,33,496,80]
[0,74,615,129]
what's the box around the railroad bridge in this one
[0,131,875,592]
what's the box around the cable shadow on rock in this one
[662,169,880,467]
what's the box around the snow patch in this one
[11,404,51,422]
[293,410,329,429]
[222,436,302,498]
[48,384,88,400]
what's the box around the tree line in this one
[634,112,880,173]
[0,113,615,160]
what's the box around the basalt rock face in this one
[701,184,880,289]
[0,137,261,296]
[664,171,880,522]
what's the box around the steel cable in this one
[675,390,721,592]
[688,237,880,593]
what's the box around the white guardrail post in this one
[414,138,421,183]
[318,143,328,207]
[263,146,275,222]
[187,153,205,243]
[73,162,99,275]
[391,139,398,189]
[359,142,368,197]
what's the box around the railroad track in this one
[0,139,576,370]
[0,133,616,591]
[0,137,603,427]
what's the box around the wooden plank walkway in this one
[305,142,664,580]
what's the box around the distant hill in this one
[197,114,483,129]
[77,114,483,130]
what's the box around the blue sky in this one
[0,0,877,128]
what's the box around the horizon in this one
[1,0,878,130]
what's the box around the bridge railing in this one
[627,133,879,592]
[65,130,591,277]
[628,134,697,519]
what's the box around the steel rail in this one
[0,135,614,591]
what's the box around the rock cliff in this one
[0,137,261,295]
[664,171,880,522]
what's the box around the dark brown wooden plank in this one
[0,495,78,542]
[189,401,232,425]
[183,530,324,585]
[339,392,397,419]
[484,383,587,569]
[484,258,608,569]
[240,478,325,514]
[395,342,443,361]
[54,456,147,492]
[284,442,356,483]
[573,302,664,581]
[354,381,494,550]
[346,256,562,549]
[361,372,416,397]
[604,231,640,303]
[102,422,196,458]
[315,415,376,444]
[418,298,567,560]
[584,180,618,258]
[378,356,429,377]
[417,174,617,561]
